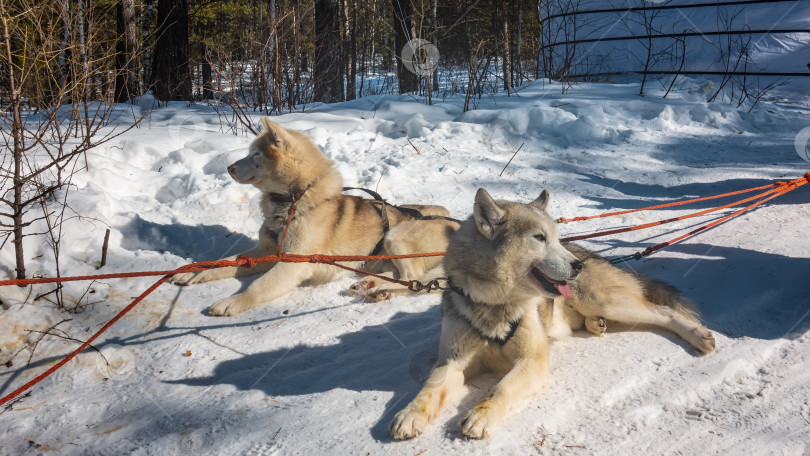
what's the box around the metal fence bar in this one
[541,0,801,23]
[565,70,810,78]
[541,29,810,50]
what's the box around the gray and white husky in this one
[390,188,715,440]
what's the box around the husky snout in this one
[547,244,582,280]
[571,259,584,277]
[227,162,246,182]
[529,244,582,299]
[226,157,257,184]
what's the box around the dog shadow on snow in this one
[167,310,446,440]
[119,215,255,262]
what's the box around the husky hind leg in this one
[585,316,607,337]
[596,292,715,354]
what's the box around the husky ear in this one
[260,117,286,145]
[474,188,506,239]
[530,189,549,211]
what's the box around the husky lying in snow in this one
[170,117,459,315]
[390,188,715,440]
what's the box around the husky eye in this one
[534,234,546,242]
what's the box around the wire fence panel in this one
[539,0,810,83]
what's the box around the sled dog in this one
[390,188,715,440]
[171,117,459,316]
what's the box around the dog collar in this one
[268,192,298,203]
[498,319,521,345]
[445,278,468,298]
[268,182,314,204]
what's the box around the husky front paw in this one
[585,316,607,337]
[348,278,376,297]
[389,407,429,440]
[460,399,498,439]
[367,289,391,302]
[209,296,251,316]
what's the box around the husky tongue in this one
[556,282,573,299]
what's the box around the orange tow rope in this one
[557,183,779,224]
[559,173,810,248]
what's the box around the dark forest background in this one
[1,0,545,112]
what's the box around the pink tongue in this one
[556,283,573,299]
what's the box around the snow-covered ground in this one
[2,79,810,455]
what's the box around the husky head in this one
[227,117,337,195]
[445,188,583,304]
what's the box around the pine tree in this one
[392,0,417,94]
[314,0,344,103]
[114,0,139,101]
[150,0,192,100]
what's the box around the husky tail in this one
[637,275,701,324]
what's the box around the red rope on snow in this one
[559,173,809,243]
